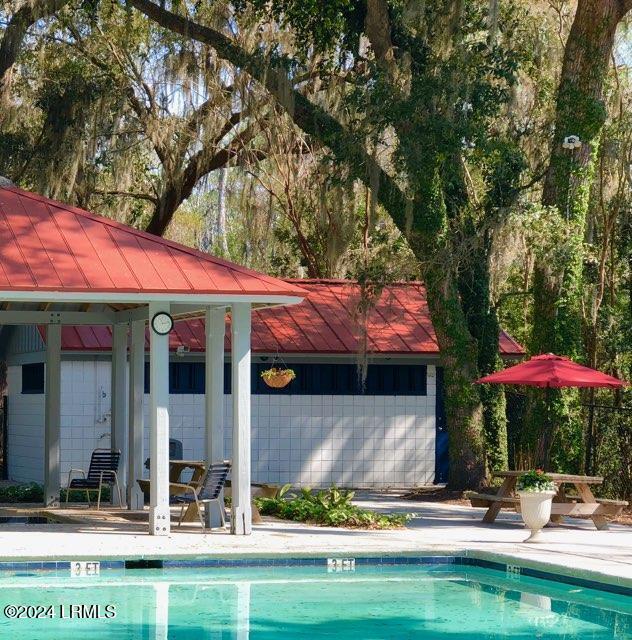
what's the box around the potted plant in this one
[517,469,557,543]
[261,367,296,389]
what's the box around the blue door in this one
[434,367,449,484]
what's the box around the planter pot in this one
[517,490,557,543]
[262,370,295,389]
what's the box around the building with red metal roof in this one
[52,280,524,357]
[4,278,523,492]
[0,184,524,497]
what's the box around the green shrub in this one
[0,483,43,503]
[254,485,410,529]
[0,483,113,504]
[60,486,111,503]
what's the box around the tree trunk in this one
[529,0,630,468]
[459,231,508,472]
[199,198,213,253]
[149,184,184,237]
[215,168,229,256]
[535,0,627,355]
[145,146,239,236]
[423,262,486,489]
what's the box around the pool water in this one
[0,517,54,524]
[0,563,629,639]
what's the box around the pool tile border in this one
[0,555,629,596]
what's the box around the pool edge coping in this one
[0,550,629,596]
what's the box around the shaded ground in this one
[401,486,470,506]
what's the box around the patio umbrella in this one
[475,353,627,468]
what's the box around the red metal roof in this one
[53,280,524,356]
[0,186,305,298]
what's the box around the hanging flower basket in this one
[261,367,296,389]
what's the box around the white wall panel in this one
[7,361,437,489]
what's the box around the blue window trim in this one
[145,362,427,396]
[21,362,44,394]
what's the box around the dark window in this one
[145,362,427,396]
[250,363,426,396]
[145,362,205,394]
[22,363,44,394]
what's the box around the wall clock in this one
[151,311,174,335]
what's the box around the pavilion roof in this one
[0,186,305,304]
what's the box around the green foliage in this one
[0,483,43,503]
[593,394,632,503]
[1,0,629,490]
[254,485,410,529]
[60,486,111,503]
[517,469,556,492]
[234,0,365,63]
[0,483,114,504]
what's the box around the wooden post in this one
[149,302,170,536]
[231,302,252,535]
[44,324,61,506]
[128,319,145,510]
[111,323,128,507]
[205,306,226,527]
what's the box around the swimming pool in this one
[0,561,629,639]
[0,517,54,524]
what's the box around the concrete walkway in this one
[0,493,630,589]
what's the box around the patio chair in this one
[172,460,231,529]
[65,449,123,510]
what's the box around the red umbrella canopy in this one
[476,353,627,389]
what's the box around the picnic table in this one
[137,461,264,525]
[468,471,628,531]
[137,460,208,523]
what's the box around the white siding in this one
[7,366,45,483]
[7,361,437,489]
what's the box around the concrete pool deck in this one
[0,492,630,589]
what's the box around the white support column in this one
[111,323,128,507]
[44,324,61,506]
[149,302,170,535]
[128,319,145,510]
[230,302,252,535]
[205,306,226,528]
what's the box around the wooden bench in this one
[466,492,519,509]
[595,498,628,506]
[595,498,628,518]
